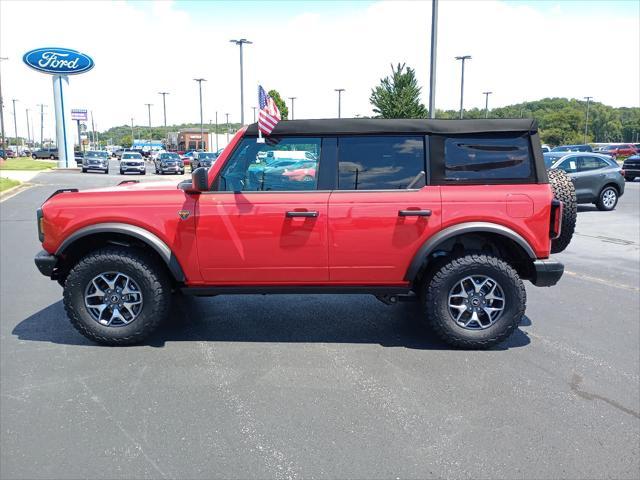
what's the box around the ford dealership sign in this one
[22,48,94,75]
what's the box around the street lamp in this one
[428,0,438,119]
[130,117,135,147]
[483,91,492,118]
[193,78,206,150]
[288,97,296,120]
[455,55,471,119]
[584,96,593,144]
[334,89,345,118]
[144,103,153,146]
[11,98,18,154]
[252,106,257,123]
[225,113,230,144]
[37,104,46,148]
[229,38,252,125]
[0,57,8,155]
[215,111,219,152]
[25,108,31,147]
[158,92,169,127]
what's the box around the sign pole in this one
[52,75,73,168]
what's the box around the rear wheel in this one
[548,168,577,253]
[63,246,171,345]
[421,254,526,349]
[81,167,87,173]
[50,155,55,160]
[596,185,618,211]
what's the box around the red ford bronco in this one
[34,119,576,348]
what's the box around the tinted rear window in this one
[441,135,532,181]
[337,136,425,190]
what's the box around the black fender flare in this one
[56,222,186,282]
[404,221,537,282]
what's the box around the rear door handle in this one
[286,211,319,218]
[398,209,432,217]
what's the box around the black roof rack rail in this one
[118,180,140,185]
[46,188,78,202]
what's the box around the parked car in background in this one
[190,152,218,170]
[81,150,110,174]
[598,144,638,159]
[0,149,16,158]
[154,152,184,175]
[622,154,640,181]
[114,148,125,160]
[150,149,166,162]
[119,152,146,175]
[32,147,59,159]
[74,151,84,165]
[544,152,624,210]
[550,144,593,153]
[180,150,197,168]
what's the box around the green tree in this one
[370,63,427,118]
[268,89,289,120]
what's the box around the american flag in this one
[258,85,281,135]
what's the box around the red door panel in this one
[196,192,329,284]
[328,188,442,284]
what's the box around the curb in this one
[0,182,32,202]
[52,168,81,172]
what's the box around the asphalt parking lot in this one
[1,165,638,479]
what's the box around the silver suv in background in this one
[81,150,109,174]
[544,152,625,211]
[119,152,146,175]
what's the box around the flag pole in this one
[257,83,265,143]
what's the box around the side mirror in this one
[190,167,209,192]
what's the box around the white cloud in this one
[0,0,638,141]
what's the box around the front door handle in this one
[398,209,432,217]
[286,211,319,218]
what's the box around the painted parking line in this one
[563,269,640,292]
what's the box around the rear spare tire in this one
[548,168,576,253]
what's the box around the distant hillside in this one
[96,98,639,147]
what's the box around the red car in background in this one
[281,160,317,182]
[600,144,638,159]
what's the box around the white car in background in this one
[150,149,166,162]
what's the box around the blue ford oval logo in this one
[23,48,94,75]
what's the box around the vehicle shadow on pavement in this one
[12,296,531,350]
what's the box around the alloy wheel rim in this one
[447,275,505,330]
[602,189,616,208]
[84,272,143,327]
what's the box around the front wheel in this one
[50,155,55,160]
[421,254,526,349]
[32,154,37,159]
[596,186,618,211]
[63,247,171,345]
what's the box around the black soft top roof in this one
[244,118,538,136]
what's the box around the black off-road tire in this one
[595,185,618,211]
[548,168,577,253]
[422,254,526,349]
[63,246,171,345]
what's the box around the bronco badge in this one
[178,210,190,220]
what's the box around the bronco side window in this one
[337,136,426,190]
[216,137,322,192]
[433,134,534,183]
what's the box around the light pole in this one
[225,113,230,144]
[36,104,46,148]
[288,97,296,120]
[130,117,135,147]
[483,91,492,118]
[252,106,257,123]
[11,98,18,154]
[215,111,219,152]
[25,108,31,147]
[229,39,252,125]
[193,78,206,150]
[334,88,345,118]
[428,0,438,118]
[0,57,8,156]
[583,96,593,144]
[455,55,471,119]
[144,103,153,146]
[158,92,169,127]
